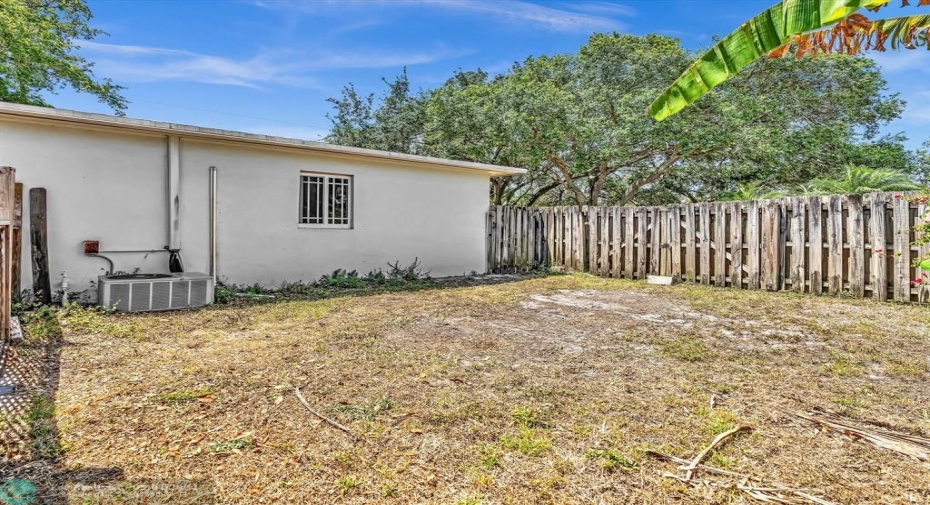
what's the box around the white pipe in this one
[167,136,181,250]
[60,271,70,304]
[97,248,165,253]
[209,166,217,285]
[89,254,114,275]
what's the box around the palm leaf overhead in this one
[776,13,930,56]
[648,0,929,121]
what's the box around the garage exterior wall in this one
[0,117,492,300]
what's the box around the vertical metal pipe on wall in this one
[209,166,217,285]
[167,136,181,250]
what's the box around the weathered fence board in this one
[761,201,781,291]
[670,205,682,283]
[870,193,888,302]
[729,202,743,288]
[826,196,843,295]
[917,201,930,302]
[808,196,824,295]
[713,203,726,287]
[698,204,711,285]
[684,205,696,283]
[893,196,911,302]
[848,195,865,298]
[746,200,761,290]
[789,197,805,292]
[487,191,928,303]
[0,168,18,339]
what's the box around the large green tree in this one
[326,34,907,206]
[0,0,126,113]
[325,68,425,154]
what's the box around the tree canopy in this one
[0,0,127,113]
[327,33,913,206]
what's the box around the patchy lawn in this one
[8,274,930,504]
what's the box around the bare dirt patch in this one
[5,275,930,504]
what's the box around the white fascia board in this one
[0,102,527,177]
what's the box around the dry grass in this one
[9,274,930,503]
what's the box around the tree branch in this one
[617,151,681,206]
[548,155,589,204]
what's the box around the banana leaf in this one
[869,13,930,49]
[648,0,892,121]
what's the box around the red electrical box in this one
[83,240,99,254]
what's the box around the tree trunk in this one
[491,177,504,205]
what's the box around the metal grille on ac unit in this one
[97,273,214,313]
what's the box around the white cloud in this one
[869,50,930,74]
[77,40,466,88]
[425,0,628,31]
[562,1,636,18]
[253,0,632,32]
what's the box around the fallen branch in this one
[647,450,748,479]
[796,411,930,462]
[648,447,837,505]
[294,387,359,440]
[682,425,751,480]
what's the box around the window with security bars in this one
[299,173,352,228]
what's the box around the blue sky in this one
[49,0,930,150]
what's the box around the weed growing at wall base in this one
[214,259,435,303]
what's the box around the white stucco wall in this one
[0,120,170,299]
[0,118,491,299]
[179,139,491,286]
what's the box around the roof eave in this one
[0,102,527,176]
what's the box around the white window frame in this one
[298,172,353,229]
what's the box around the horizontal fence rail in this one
[487,192,930,303]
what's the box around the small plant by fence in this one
[487,192,930,303]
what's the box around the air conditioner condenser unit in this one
[98,272,214,313]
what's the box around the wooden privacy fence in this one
[0,167,22,339]
[487,192,930,303]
